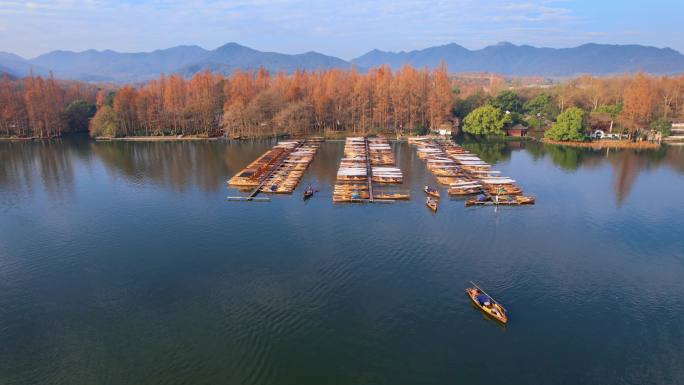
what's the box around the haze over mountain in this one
[1,42,684,82]
[0,42,352,82]
[352,42,684,76]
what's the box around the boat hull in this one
[424,190,440,198]
[466,288,507,324]
[426,198,438,212]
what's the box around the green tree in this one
[649,117,672,136]
[595,103,622,119]
[523,93,558,119]
[508,111,524,125]
[64,99,97,133]
[490,90,522,113]
[104,91,116,108]
[89,106,120,138]
[544,107,586,141]
[461,140,510,164]
[543,144,584,171]
[462,105,511,136]
[453,90,489,119]
[525,115,542,130]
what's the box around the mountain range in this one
[2,42,684,82]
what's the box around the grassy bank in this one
[541,138,661,149]
[0,136,61,141]
[95,135,221,141]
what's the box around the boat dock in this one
[408,137,535,206]
[227,139,322,201]
[333,137,409,203]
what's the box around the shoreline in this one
[0,136,61,141]
[540,138,661,149]
[95,136,221,142]
[2,135,664,150]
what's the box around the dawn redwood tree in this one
[373,66,393,131]
[428,61,454,130]
[4,66,684,140]
[113,85,138,135]
[621,73,655,132]
[0,76,29,136]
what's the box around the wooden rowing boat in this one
[466,282,507,324]
[374,192,410,200]
[303,186,314,200]
[448,186,482,196]
[424,185,440,198]
[465,194,535,206]
[426,197,438,212]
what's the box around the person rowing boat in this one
[424,185,440,198]
[426,197,438,212]
[466,282,508,324]
[303,185,314,199]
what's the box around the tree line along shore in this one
[1,65,682,145]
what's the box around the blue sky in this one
[1,0,683,59]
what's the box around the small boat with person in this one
[426,197,438,212]
[303,185,314,200]
[424,185,440,198]
[466,281,508,324]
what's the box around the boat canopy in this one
[481,178,516,184]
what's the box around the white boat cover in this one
[480,178,516,184]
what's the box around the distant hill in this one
[1,42,684,82]
[2,42,354,82]
[351,42,684,76]
[0,64,14,78]
[30,45,208,82]
[0,52,48,78]
[182,42,351,76]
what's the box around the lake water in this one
[1,137,684,385]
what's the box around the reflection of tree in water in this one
[606,147,681,205]
[461,140,511,165]
[92,141,234,193]
[540,144,642,203]
[306,141,343,187]
[0,140,80,197]
[223,139,277,174]
[536,143,684,205]
[611,151,640,206]
[542,144,588,171]
[522,141,545,161]
[663,145,684,174]
[605,147,684,205]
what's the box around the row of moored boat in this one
[227,139,321,194]
[409,137,535,206]
[333,137,409,202]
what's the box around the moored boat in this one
[465,194,535,206]
[424,185,440,198]
[466,282,508,324]
[375,192,410,200]
[426,197,438,212]
[448,180,482,196]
